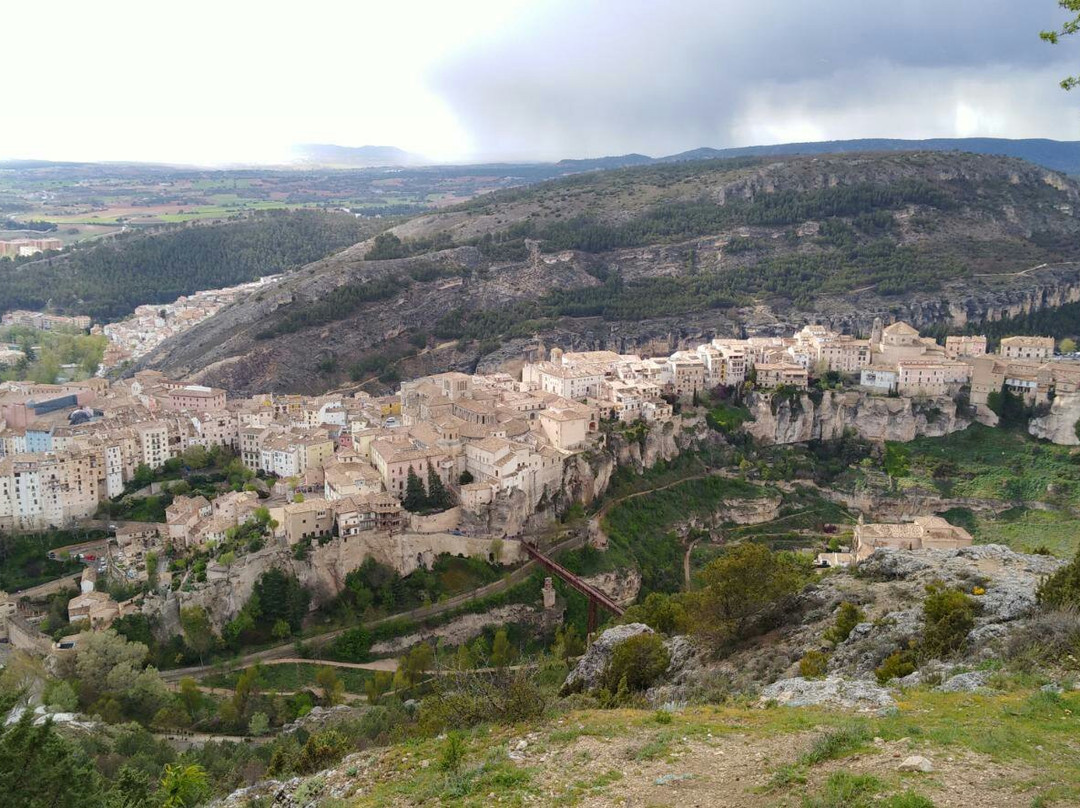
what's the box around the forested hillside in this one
[0,210,385,321]
[137,151,1080,395]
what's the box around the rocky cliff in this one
[1028,392,1080,445]
[745,390,970,444]
[132,151,1080,397]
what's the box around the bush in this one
[420,666,547,731]
[1038,550,1080,610]
[1004,608,1080,670]
[689,544,811,650]
[603,633,671,692]
[620,592,689,635]
[823,602,865,645]
[328,627,372,662]
[921,583,978,660]
[799,650,829,679]
[875,648,917,684]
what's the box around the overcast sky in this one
[3,0,1079,165]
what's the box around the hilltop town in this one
[0,314,1074,643]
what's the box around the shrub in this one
[799,650,829,679]
[689,544,810,650]
[420,666,547,731]
[438,732,467,773]
[921,583,978,660]
[1004,609,1080,670]
[823,602,865,645]
[875,648,917,684]
[620,592,690,635]
[603,633,671,692]
[1037,550,1080,610]
[799,724,872,765]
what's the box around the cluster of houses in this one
[97,275,284,370]
[0,316,1071,638]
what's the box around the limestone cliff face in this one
[745,390,970,445]
[1029,393,1080,445]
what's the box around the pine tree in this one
[426,463,452,510]
[403,466,426,511]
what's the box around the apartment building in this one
[944,334,988,360]
[164,385,227,413]
[999,336,1055,361]
[895,359,970,397]
[755,363,809,390]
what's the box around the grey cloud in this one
[428,0,1079,160]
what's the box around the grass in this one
[942,506,1080,557]
[889,425,1080,508]
[202,662,374,694]
[340,687,1080,806]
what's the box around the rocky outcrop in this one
[581,569,642,608]
[561,624,699,694]
[758,676,897,713]
[370,604,542,656]
[1029,392,1080,445]
[746,390,970,444]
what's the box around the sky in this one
[2,0,1079,165]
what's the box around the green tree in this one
[1042,1,1080,89]
[602,633,670,691]
[823,602,865,645]
[490,628,517,669]
[159,763,209,808]
[179,605,216,664]
[248,711,270,736]
[1060,337,1078,354]
[0,706,104,808]
[397,643,435,687]
[42,679,78,712]
[315,666,345,706]
[689,544,809,650]
[1037,549,1080,609]
[920,583,978,660]
[403,466,427,512]
[365,670,393,705]
[251,568,311,633]
[131,463,154,488]
[74,629,149,706]
[178,677,205,722]
[426,463,452,510]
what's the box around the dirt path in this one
[683,538,699,586]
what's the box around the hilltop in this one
[134,150,1080,395]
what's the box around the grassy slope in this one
[887,425,1080,557]
[337,688,1080,807]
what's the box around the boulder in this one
[758,676,896,714]
[561,625,699,694]
[936,670,993,693]
[561,623,654,693]
[898,755,934,773]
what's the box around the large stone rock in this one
[745,390,969,446]
[561,624,699,694]
[562,623,655,693]
[759,676,896,714]
[1029,391,1080,445]
[936,670,993,693]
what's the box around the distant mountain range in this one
[556,138,1080,175]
